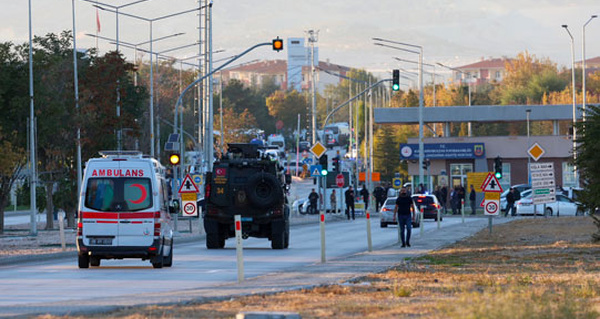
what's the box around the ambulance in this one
[76,151,174,269]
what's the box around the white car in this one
[515,194,584,216]
[379,197,420,228]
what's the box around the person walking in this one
[505,187,516,217]
[374,185,385,212]
[469,185,477,215]
[440,185,448,214]
[308,188,319,215]
[450,187,459,215]
[457,185,465,215]
[360,184,370,211]
[330,190,337,213]
[394,187,413,247]
[345,186,355,220]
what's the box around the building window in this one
[562,162,576,187]
[495,71,501,79]
[450,163,473,188]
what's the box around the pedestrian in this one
[345,186,355,220]
[374,185,385,212]
[308,188,319,214]
[418,183,426,194]
[330,190,337,213]
[360,184,370,211]
[469,184,477,215]
[505,187,516,217]
[457,185,465,215]
[394,186,413,247]
[451,186,459,215]
[440,185,448,214]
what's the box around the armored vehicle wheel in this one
[246,173,283,209]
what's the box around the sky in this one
[1,0,600,79]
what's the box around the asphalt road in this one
[0,213,508,318]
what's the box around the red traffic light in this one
[272,38,283,52]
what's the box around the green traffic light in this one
[392,84,400,91]
[495,172,502,179]
[321,169,328,176]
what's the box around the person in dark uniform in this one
[345,186,355,220]
[308,188,319,214]
[394,187,414,247]
[374,185,386,212]
[360,184,370,211]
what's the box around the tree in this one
[0,128,25,233]
[266,90,310,134]
[575,104,600,242]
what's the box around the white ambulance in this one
[77,151,174,269]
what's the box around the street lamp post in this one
[562,24,578,187]
[582,15,597,122]
[27,0,37,236]
[71,0,82,221]
[373,38,425,188]
[91,4,204,158]
[526,109,531,184]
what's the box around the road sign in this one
[484,199,500,216]
[530,162,556,205]
[336,173,345,188]
[302,157,313,165]
[484,192,500,200]
[393,178,402,189]
[481,173,503,193]
[467,172,490,190]
[310,141,327,158]
[192,174,203,187]
[178,174,200,193]
[182,201,198,217]
[528,143,545,161]
[310,165,323,177]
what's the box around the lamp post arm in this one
[322,79,391,131]
[174,42,271,122]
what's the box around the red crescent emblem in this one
[128,184,148,204]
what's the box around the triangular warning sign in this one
[178,174,200,193]
[481,173,503,193]
[312,168,321,176]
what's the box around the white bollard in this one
[58,210,66,251]
[366,209,372,252]
[320,209,326,263]
[234,215,244,283]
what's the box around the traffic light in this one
[319,154,328,174]
[169,152,181,166]
[392,69,400,91]
[422,158,430,170]
[494,156,503,179]
[332,156,340,172]
[272,37,283,52]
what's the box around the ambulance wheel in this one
[90,256,101,267]
[78,254,89,269]
[164,241,173,267]
[152,253,164,269]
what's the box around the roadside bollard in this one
[420,207,424,237]
[366,209,372,252]
[235,215,244,283]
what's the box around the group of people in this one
[307,184,370,221]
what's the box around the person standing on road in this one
[360,184,370,211]
[505,187,516,217]
[394,187,413,247]
[308,188,319,214]
[345,186,355,220]
[330,190,337,213]
[469,185,477,215]
[440,185,448,214]
[458,185,465,215]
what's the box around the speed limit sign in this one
[484,200,499,216]
[183,201,197,217]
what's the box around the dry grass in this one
[38,217,600,319]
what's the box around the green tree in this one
[574,104,600,241]
[266,90,310,135]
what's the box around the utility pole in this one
[307,30,319,144]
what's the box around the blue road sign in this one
[393,178,402,188]
[302,158,313,165]
[310,165,322,177]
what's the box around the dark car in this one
[411,194,443,221]
[298,141,310,153]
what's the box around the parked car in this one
[292,198,308,215]
[298,141,310,153]
[379,197,420,228]
[515,194,584,216]
[411,194,443,221]
[500,184,531,211]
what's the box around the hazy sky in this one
[2,0,599,78]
